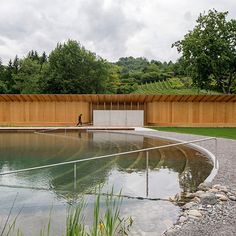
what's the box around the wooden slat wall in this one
[0,94,236,127]
[146,101,236,127]
[0,101,90,126]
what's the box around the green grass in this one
[149,127,236,140]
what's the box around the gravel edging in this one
[133,129,236,236]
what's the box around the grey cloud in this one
[184,11,192,21]
[0,0,236,64]
[0,38,5,46]
[74,0,145,60]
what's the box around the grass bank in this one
[149,127,236,140]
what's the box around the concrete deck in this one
[0,126,135,132]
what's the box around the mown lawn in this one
[149,127,236,140]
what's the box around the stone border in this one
[163,182,236,235]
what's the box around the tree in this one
[13,55,20,74]
[0,59,8,93]
[12,58,44,93]
[173,9,236,93]
[0,58,4,79]
[104,64,121,94]
[4,59,16,93]
[45,40,109,94]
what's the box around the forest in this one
[0,9,235,95]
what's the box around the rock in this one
[213,184,222,189]
[169,193,181,202]
[198,182,212,191]
[185,193,195,199]
[184,202,196,209]
[192,197,201,203]
[166,228,175,234]
[188,215,200,220]
[213,184,228,193]
[198,206,205,210]
[216,194,228,201]
[162,219,173,228]
[199,193,217,205]
[195,190,205,197]
[220,186,228,193]
[209,188,219,193]
[229,195,236,201]
[179,216,187,223]
[188,209,202,217]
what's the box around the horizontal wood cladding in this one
[0,94,236,126]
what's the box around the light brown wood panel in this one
[146,102,155,124]
[172,102,189,124]
[0,100,90,126]
[214,102,226,123]
[0,95,236,127]
[225,103,236,124]
[200,102,214,123]
[146,101,236,126]
[192,102,200,124]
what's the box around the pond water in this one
[0,131,213,235]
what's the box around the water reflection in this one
[0,131,213,198]
[0,131,213,235]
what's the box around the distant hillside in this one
[133,77,221,95]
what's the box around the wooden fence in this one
[0,94,236,127]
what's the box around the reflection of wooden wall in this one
[146,102,236,127]
[0,101,90,126]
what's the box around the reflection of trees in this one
[0,132,213,200]
[178,147,213,193]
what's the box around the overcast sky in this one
[0,0,236,64]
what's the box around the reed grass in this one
[1,190,133,236]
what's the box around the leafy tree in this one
[0,80,7,93]
[173,9,236,93]
[12,58,44,93]
[45,40,109,94]
[116,57,149,73]
[116,57,175,86]
[105,64,121,94]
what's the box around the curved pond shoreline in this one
[132,129,236,236]
[1,127,235,235]
[0,129,211,235]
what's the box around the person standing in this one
[77,114,83,126]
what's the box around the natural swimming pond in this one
[0,131,213,235]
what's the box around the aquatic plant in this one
[0,191,133,236]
